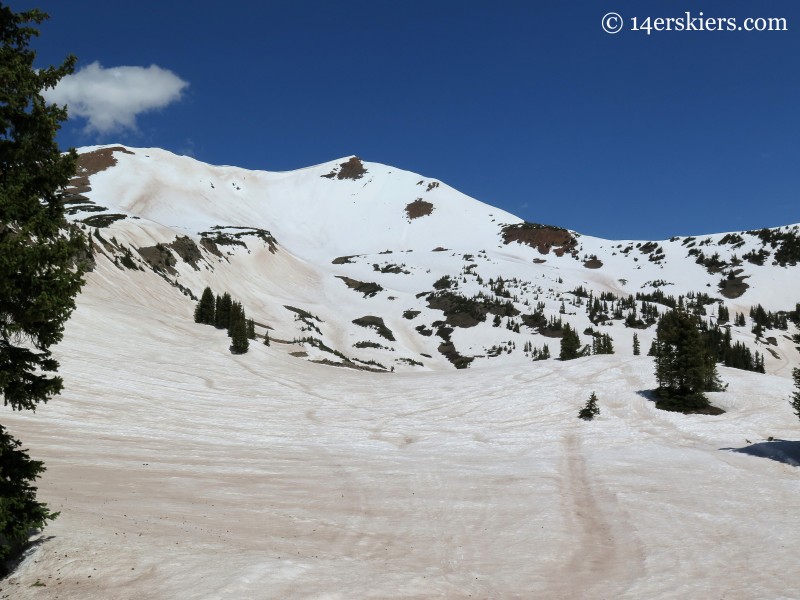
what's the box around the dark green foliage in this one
[0,426,59,574]
[194,286,215,325]
[214,292,232,329]
[652,309,721,411]
[749,304,788,331]
[226,300,244,336]
[432,275,454,290]
[791,368,800,421]
[702,322,765,373]
[592,333,614,355]
[636,289,677,309]
[263,331,270,346]
[352,316,395,341]
[197,289,250,354]
[0,6,81,570]
[717,305,729,324]
[632,333,641,356]
[748,226,800,266]
[246,318,255,340]
[559,323,581,360]
[426,290,517,328]
[578,392,600,421]
[335,276,383,298]
[229,316,249,354]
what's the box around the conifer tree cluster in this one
[651,309,722,411]
[194,287,256,354]
[523,340,550,361]
[592,333,614,355]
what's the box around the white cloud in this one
[43,61,189,134]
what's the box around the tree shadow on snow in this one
[0,535,55,580]
[721,440,800,467]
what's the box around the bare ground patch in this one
[321,157,367,180]
[501,222,577,256]
[352,316,395,341]
[335,276,384,298]
[75,146,134,178]
[405,199,434,220]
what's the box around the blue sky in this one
[11,0,800,240]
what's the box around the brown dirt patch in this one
[405,199,434,220]
[332,255,359,264]
[583,258,603,269]
[75,146,134,178]
[352,316,395,341]
[169,236,203,270]
[719,271,750,299]
[335,276,383,298]
[437,341,473,369]
[501,222,577,255]
[136,244,178,275]
[322,157,367,180]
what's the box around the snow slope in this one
[2,262,799,599]
[2,145,800,597]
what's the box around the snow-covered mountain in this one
[65,145,800,374]
[4,144,800,599]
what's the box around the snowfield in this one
[2,146,800,598]
[2,261,799,599]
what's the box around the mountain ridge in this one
[64,144,800,374]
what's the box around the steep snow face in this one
[79,146,524,261]
[64,145,800,376]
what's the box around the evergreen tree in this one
[791,368,800,421]
[230,316,249,354]
[652,309,720,411]
[215,292,232,329]
[263,331,270,346]
[0,6,83,571]
[246,318,255,340]
[194,286,215,325]
[578,392,600,420]
[559,323,581,360]
[633,332,641,356]
[717,304,729,324]
[227,300,245,337]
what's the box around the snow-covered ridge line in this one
[63,144,800,374]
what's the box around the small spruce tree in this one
[230,316,249,354]
[559,323,581,361]
[578,392,600,420]
[215,293,232,329]
[263,331,270,346]
[633,332,641,356]
[247,318,256,340]
[194,286,215,325]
